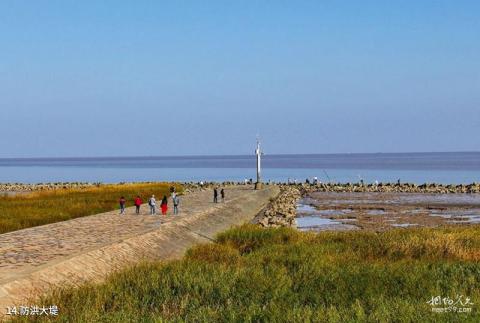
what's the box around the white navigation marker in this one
[255,138,262,189]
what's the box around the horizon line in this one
[1,151,480,160]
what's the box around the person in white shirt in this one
[148,195,156,215]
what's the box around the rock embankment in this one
[299,182,480,194]
[258,186,302,228]
[3,181,479,194]
[256,181,480,228]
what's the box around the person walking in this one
[148,195,156,215]
[119,196,126,215]
[134,195,143,214]
[213,188,218,203]
[220,188,225,202]
[161,195,168,215]
[173,195,180,215]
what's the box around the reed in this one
[0,183,180,234]
[16,224,480,322]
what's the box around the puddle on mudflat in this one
[309,192,480,207]
[391,223,418,227]
[448,216,480,224]
[430,213,454,219]
[367,209,387,215]
[296,203,352,217]
[297,216,341,227]
[401,209,425,214]
[296,201,359,231]
[429,209,480,223]
[296,204,317,213]
[296,217,359,231]
[317,209,352,216]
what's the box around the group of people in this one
[120,186,226,215]
[146,194,173,215]
[118,189,180,216]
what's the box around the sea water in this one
[0,152,479,184]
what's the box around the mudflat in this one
[297,191,480,231]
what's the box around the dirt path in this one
[0,185,278,316]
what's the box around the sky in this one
[0,1,479,157]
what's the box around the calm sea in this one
[0,152,479,184]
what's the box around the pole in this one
[255,139,262,189]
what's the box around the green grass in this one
[16,225,480,322]
[0,183,180,234]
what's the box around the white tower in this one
[255,139,262,189]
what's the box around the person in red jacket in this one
[161,195,168,215]
[134,195,143,215]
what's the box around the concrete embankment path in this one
[0,185,279,315]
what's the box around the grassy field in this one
[0,183,180,234]
[17,224,480,322]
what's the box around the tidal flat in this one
[297,191,480,231]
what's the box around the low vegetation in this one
[0,183,180,234]
[19,225,480,322]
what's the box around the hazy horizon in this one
[2,150,480,162]
[1,150,480,160]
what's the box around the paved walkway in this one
[0,185,279,315]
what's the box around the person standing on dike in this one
[161,195,168,215]
[119,196,126,215]
[220,188,225,202]
[148,195,156,215]
[134,195,143,214]
[173,195,180,215]
[213,188,218,203]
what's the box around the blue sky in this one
[1,1,479,157]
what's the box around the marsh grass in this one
[16,225,480,322]
[0,183,179,234]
